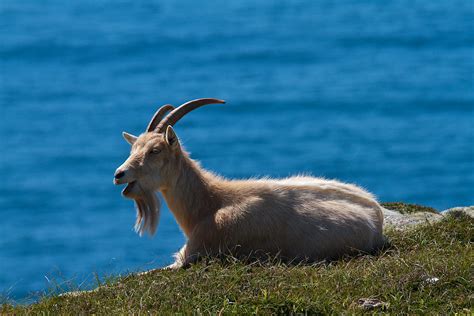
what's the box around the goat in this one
[114,98,385,269]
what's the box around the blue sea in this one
[1,0,473,301]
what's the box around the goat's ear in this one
[165,126,179,148]
[122,131,138,145]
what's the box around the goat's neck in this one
[160,153,220,237]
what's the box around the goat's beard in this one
[132,187,160,236]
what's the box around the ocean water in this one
[1,0,473,301]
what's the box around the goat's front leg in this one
[138,244,191,274]
[166,240,208,269]
[164,244,187,270]
[166,220,217,269]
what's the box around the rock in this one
[382,207,443,230]
[442,206,474,218]
[422,276,440,285]
[357,298,389,310]
[382,204,473,230]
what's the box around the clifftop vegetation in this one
[2,204,472,314]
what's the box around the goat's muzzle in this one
[114,168,129,185]
[114,170,125,179]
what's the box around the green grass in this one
[381,202,438,214]
[2,212,473,314]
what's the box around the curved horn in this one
[156,98,225,133]
[146,104,175,132]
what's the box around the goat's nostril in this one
[115,171,125,179]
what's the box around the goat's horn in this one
[146,104,175,132]
[156,98,225,133]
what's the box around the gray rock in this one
[442,206,474,218]
[383,205,473,230]
[357,298,389,310]
[382,208,442,230]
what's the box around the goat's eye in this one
[150,149,161,155]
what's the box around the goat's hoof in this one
[163,262,182,270]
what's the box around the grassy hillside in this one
[2,209,472,314]
[381,202,438,214]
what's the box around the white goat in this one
[114,98,385,268]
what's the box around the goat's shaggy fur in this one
[115,128,385,269]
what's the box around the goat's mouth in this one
[122,181,137,196]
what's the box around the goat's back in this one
[211,176,385,261]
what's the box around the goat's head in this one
[114,98,225,235]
